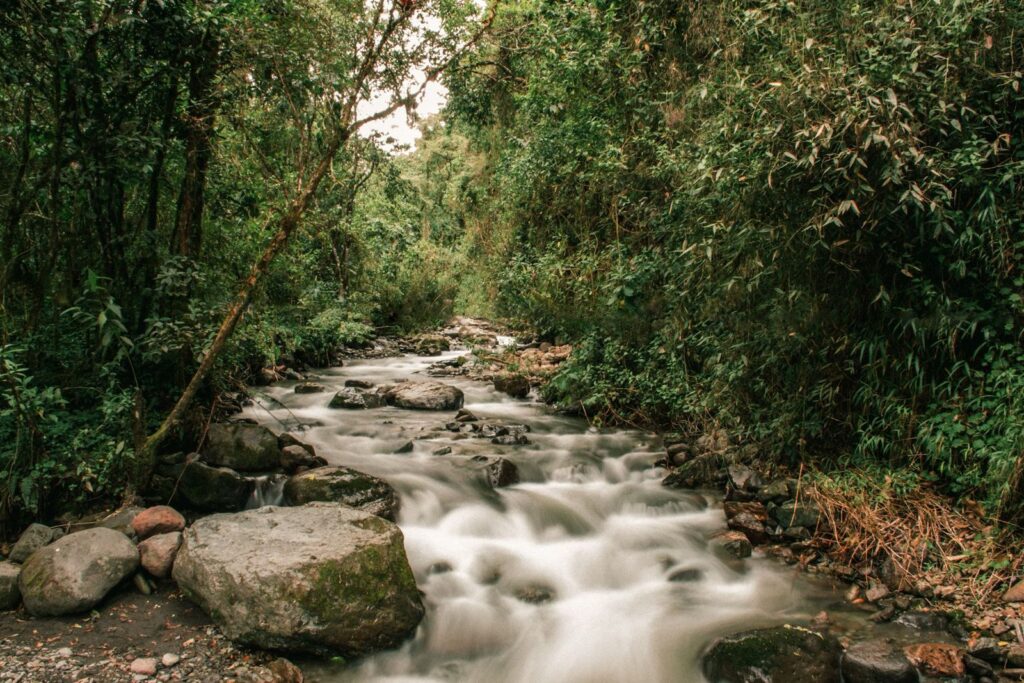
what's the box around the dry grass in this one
[807,470,1023,608]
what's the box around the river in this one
[243,347,841,683]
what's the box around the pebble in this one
[161,652,180,667]
[130,657,159,676]
[57,646,73,658]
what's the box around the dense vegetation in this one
[0,0,486,529]
[2,0,1023,536]
[444,0,1024,521]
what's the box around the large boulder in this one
[283,467,398,520]
[0,562,20,609]
[381,382,464,411]
[202,424,280,472]
[172,503,424,657]
[19,528,139,616]
[702,625,841,682]
[9,523,59,563]
[172,460,255,512]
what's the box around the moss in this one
[300,539,416,623]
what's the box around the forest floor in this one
[0,588,282,682]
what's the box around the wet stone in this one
[841,639,917,683]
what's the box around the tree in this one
[131,0,498,494]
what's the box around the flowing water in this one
[244,349,844,683]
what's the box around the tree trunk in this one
[134,133,346,488]
[172,32,219,259]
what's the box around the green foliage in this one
[451,0,1024,519]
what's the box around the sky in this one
[357,79,448,152]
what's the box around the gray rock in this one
[329,387,384,409]
[279,444,326,473]
[172,460,255,512]
[283,466,399,520]
[9,523,59,563]
[0,561,21,609]
[97,506,146,536]
[443,455,519,488]
[19,528,139,616]
[472,456,519,488]
[662,451,732,489]
[770,501,821,529]
[202,424,280,472]
[382,382,464,411]
[345,379,375,389]
[709,530,752,559]
[757,479,797,503]
[727,464,764,495]
[172,503,424,657]
[841,639,917,683]
[294,382,326,394]
[702,625,841,682]
[277,433,316,455]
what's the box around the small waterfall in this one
[246,474,287,509]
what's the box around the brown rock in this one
[709,530,752,559]
[723,501,768,521]
[1003,579,1024,602]
[131,505,185,540]
[903,643,965,678]
[724,501,769,544]
[139,531,183,579]
[865,584,890,602]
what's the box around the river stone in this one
[131,505,185,540]
[494,374,530,398]
[382,382,464,411]
[277,432,315,455]
[471,455,519,488]
[19,527,139,616]
[202,424,280,472]
[329,387,384,409]
[702,625,841,682]
[294,382,326,394]
[0,561,21,609]
[172,503,424,657]
[9,523,59,563]
[283,466,399,520]
[841,639,917,683]
[173,460,255,511]
[770,501,821,530]
[709,530,752,559]
[662,451,732,489]
[412,334,450,356]
[345,379,375,389]
[280,444,327,473]
[139,531,183,579]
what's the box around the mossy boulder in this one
[702,625,841,682]
[202,424,280,472]
[283,466,399,520]
[172,503,424,657]
[169,460,255,512]
[19,528,139,616]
